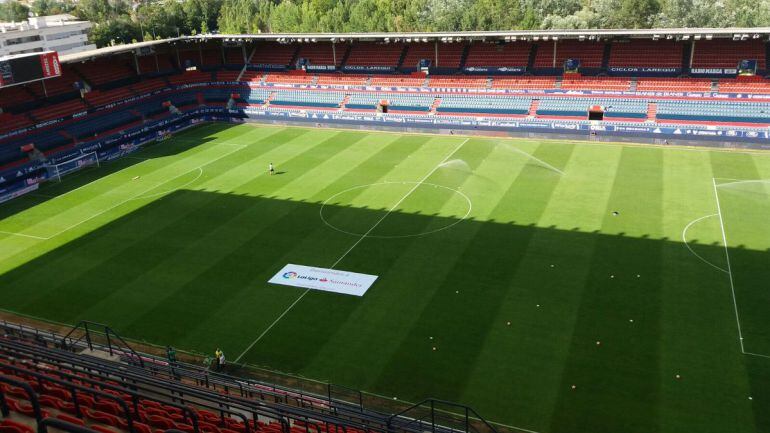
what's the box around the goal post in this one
[45,152,100,182]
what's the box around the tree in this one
[183,0,223,34]
[88,16,141,47]
[0,1,30,22]
[31,0,73,17]
[136,1,187,40]
[74,0,129,22]
[601,0,661,28]
[268,0,303,32]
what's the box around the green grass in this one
[1,122,770,433]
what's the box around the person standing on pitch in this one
[269,162,275,175]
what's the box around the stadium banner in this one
[607,66,680,76]
[343,65,395,73]
[268,264,378,296]
[306,65,336,72]
[463,66,526,74]
[0,183,38,204]
[690,68,738,76]
[250,64,287,71]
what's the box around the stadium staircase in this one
[681,41,693,71]
[338,46,353,69]
[553,77,562,89]
[396,47,409,70]
[645,102,657,122]
[711,79,720,92]
[428,97,441,115]
[527,99,540,118]
[458,45,471,70]
[0,320,500,433]
[288,46,302,69]
[601,43,612,72]
[628,78,638,92]
[526,45,538,71]
[339,95,350,110]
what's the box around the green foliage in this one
[0,1,29,22]
[89,16,141,46]
[31,0,73,17]
[70,0,770,48]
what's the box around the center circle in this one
[320,181,472,239]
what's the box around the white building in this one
[0,14,96,57]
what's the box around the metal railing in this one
[59,320,145,367]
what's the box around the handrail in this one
[0,363,138,433]
[2,356,251,433]
[1,321,489,433]
[0,374,45,433]
[39,418,100,433]
[386,399,498,433]
[0,337,388,433]
[60,320,144,367]
[0,340,332,433]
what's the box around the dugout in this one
[588,105,604,121]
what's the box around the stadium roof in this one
[58,27,770,64]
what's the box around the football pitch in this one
[2,122,770,433]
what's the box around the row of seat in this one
[0,331,387,433]
[246,40,768,71]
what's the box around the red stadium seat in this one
[0,420,34,433]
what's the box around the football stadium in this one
[2,25,770,433]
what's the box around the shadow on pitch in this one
[0,188,769,433]
[0,123,233,221]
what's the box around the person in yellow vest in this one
[214,348,223,371]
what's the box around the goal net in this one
[45,152,100,182]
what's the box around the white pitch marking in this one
[234,138,471,363]
[681,214,728,273]
[127,167,204,201]
[3,145,245,241]
[712,177,746,354]
[318,181,472,239]
[714,178,770,188]
[0,230,48,240]
[745,351,770,359]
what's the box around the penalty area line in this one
[712,178,746,354]
[233,138,471,364]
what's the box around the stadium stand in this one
[491,77,556,89]
[464,42,531,67]
[428,77,487,88]
[270,90,345,108]
[345,43,404,68]
[4,31,770,201]
[250,43,298,67]
[224,48,246,66]
[691,39,765,68]
[533,40,605,69]
[656,100,770,124]
[264,73,314,85]
[401,43,464,70]
[369,75,425,87]
[718,77,770,93]
[636,78,713,92]
[296,43,340,67]
[560,76,631,91]
[537,97,648,119]
[71,59,137,89]
[316,74,368,86]
[437,95,531,115]
[609,40,684,68]
[0,320,482,433]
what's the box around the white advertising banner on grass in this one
[268,264,378,297]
